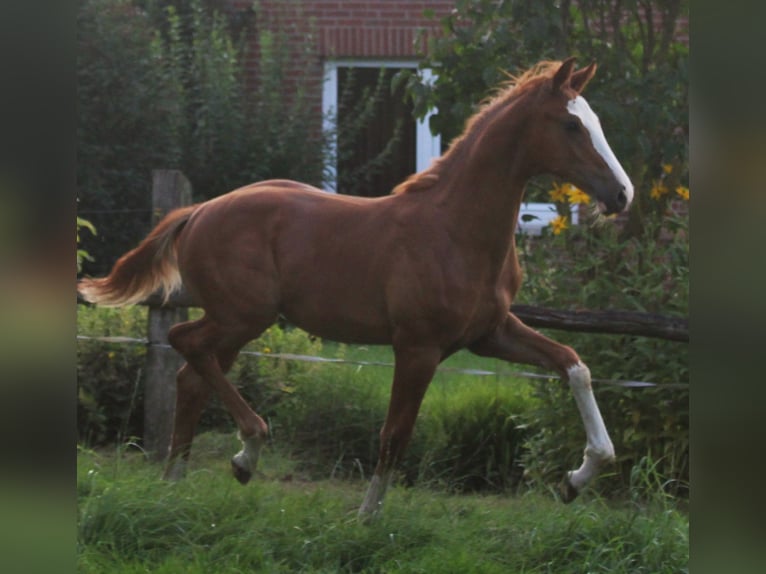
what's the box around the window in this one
[322,60,440,196]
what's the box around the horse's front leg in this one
[469,312,615,501]
[358,344,441,519]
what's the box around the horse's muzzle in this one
[610,187,630,214]
[599,186,630,215]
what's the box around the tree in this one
[401,0,689,237]
[77,0,326,275]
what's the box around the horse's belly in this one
[278,275,394,344]
[282,303,393,345]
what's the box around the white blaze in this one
[567,96,634,206]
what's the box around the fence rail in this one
[510,305,688,342]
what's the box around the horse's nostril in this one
[616,189,627,209]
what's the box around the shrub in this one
[77,0,183,275]
[77,306,148,445]
[268,348,389,480]
[76,308,325,446]
[222,325,326,432]
[408,381,537,493]
[268,349,538,493]
[77,0,327,277]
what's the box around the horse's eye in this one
[565,119,580,132]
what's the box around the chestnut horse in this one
[79,58,633,516]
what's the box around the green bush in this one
[516,205,689,498]
[408,382,536,493]
[267,347,537,493]
[268,347,389,480]
[225,325,326,431]
[77,306,148,445]
[77,0,184,275]
[76,309,324,446]
[77,0,327,277]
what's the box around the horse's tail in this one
[78,204,199,307]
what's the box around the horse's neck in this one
[433,151,528,267]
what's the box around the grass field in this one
[77,433,688,574]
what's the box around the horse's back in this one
[175,179,401,342]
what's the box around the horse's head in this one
[524,57,633,215]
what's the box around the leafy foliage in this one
[516,204,688,498]
[76,217,97,273]
[77,0,326,276]
[408,383,535,493]
[401,0,689,225]
[331,67,406,197]
[77,306,148,445]
[76,308,321,445]
[77,0,183,274]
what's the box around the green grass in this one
[317,341,539,381]
[78,434,688,573]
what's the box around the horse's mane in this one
[392,60,563,195]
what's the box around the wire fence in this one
[76,334,689,390]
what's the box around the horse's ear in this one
[552,57,577,93]
[570,61,597,94]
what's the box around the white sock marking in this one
[566,362,615,490]
[359,472,391,516]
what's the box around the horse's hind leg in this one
[167,315,273,485]
[469,312,615,502]
[162,363,211,480]
[162,346,239,481]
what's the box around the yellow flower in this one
[662,163,673,175]
[262,346,272,354]
[675,185,689,201]
[549,215,569,235]
[650,180,669,200]
[548,182,569,203]
[565,184,590,205]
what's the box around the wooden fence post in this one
[144,170,191,462]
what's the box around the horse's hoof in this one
[231,459,252,485]
[357,510,377,525]
[559,473,579,503]
[161,459,187,482]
